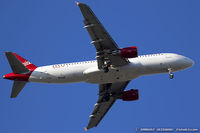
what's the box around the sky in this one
[0,0,200,132]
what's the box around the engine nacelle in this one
[121,89,139,101]
[120,46,138,58]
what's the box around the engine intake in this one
[121,89,139,101]
[120,46,138,58]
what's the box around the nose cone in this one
[184,57,194,68]
[170,54,194,71]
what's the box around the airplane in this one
[3,2,194,131]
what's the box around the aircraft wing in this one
[86,81,130,130]
[77,2,129,69]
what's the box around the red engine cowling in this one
[122,89,139,101]
[120,46,138,58]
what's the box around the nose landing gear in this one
[169,73,174,79]
[168,68,174,79]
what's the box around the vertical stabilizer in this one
[5,52,30,74]
[12,52,37,71]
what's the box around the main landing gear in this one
[103,60,111,73]
[103,66,109,73]
[168,68,174,79]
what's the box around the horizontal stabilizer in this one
[5,52,30,74]
[11,81,27,98]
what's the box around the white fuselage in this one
[29,53,194,84]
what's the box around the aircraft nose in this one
[183,57,194,68]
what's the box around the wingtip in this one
[5,51,12,56]
[75,1,79,5]
[10,95,16,98]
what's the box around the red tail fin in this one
[13,53,37,71]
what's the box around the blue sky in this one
[0,0,200,132]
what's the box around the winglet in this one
[84,127,88,132]
[75,1,79,5]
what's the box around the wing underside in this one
[77,3,129,69]
[86,81,130,130]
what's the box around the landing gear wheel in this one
[103,66,109,73]
[103,59,111,73]
[169,74,174,79]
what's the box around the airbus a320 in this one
[3,2,194,130]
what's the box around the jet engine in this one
[120,46,138,58]
[121,89,139,101]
